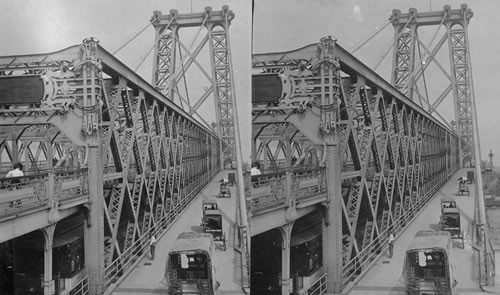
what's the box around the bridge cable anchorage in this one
[112,22,152,55]
[350,20,391,54]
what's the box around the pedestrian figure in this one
[250,162,261,176]
[388,231,395,258]
[6,162,23,178]
[6,162,23,191]
[150,233,157,260]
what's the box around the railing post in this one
[285,170,296,221]
[47,172,60,223]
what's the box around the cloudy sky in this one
[0,0,252,159]
[254,0,500,164]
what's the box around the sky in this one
[0,0,252,160]
[254,0,500,165]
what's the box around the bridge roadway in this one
[347,168,500,295]
[109,170,245,295]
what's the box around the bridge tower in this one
[391,5,494,286]
[150,6,237,169]
[390,4,475,167]
[150,7,250,289]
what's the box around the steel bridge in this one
[0,6,249,295]
[249,4,494,295]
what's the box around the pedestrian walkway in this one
[110,170,246,295]
[347,168,500,295]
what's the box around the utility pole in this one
[488,149,494,171]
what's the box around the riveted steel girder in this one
[0,38,221,293]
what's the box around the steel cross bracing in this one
[0,38,221,293]
[251,37,459,291]
[390,4,475,166]
[150,6,237,168]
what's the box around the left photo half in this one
[0,0,252,295]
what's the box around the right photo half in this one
[250,0,500,295]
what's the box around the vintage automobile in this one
[165,232,220,295]
[201,200,226,251]
[439,207,465,249]
[403,230,458,295]
[440,197,457,210]
[457,182,469,196]
[217,178,231,198]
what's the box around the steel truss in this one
[390,4,475,165]
[0,39,221,292]
[251,38,459,291]
[151,6,236,168]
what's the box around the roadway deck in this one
[347,168,500,295]
[110,170,245,295]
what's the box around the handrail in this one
[0,168,89,218]
[342,174,448,285]
[103,179,208,291]
[69,275,89,295]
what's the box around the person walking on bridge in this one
[150,233,157,260]
[388,231,395,258]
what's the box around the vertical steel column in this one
[151,10,177,98]
[390,9,417,98]
[446,20,474,166]
[42,225,56,295]
[78,37,105,294]
[207,7,236,167]
[280,223,293,295]
[325,142,343,293]
[87,144,105,294]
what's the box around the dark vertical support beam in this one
[325,141,343,293]
[87,143,105,294]
[281,223,293,295]
[42,224,56,295]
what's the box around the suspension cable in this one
[166,13,209,93]
[373,14,414,71]
[112,23,152,55]
[134,45,155,72]
[373,42,394,71]
[417,40,431,110]
[177,40,191,109]
[351,21,391,54]
[406,12,447,88]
